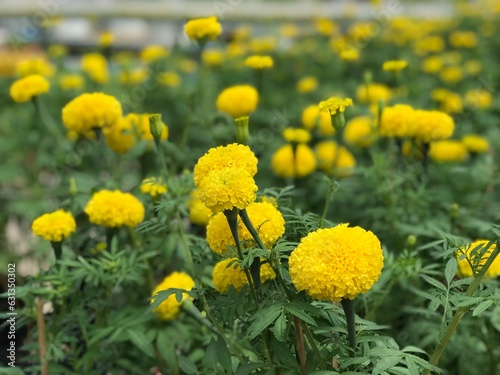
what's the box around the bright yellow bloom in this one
[414,35,445,56]
[119,69,147,85]
[193,143,258,187]
[339,49,359,61]
[140,177,168,198]
[62,93,122,134]
[429,140,468,163]
[10,74,50,103]
[379,104,417,138]
[464,89,492,109]
[187,190,212,226]
[84,189,145,228]
[315,18,338,36]
[462,134,489,153]
[59,74,84,91]
[104,113,168,153]
[99,32,114,47]
[449,31,478,49]
[140,45,169,63]
[151,272,195,321]
[32,210,76,242]
[421,56,443,74]
[356,83,391,104]
[301,105,335,136]
[296,76,319,93]
[244,55,274,69]
[343,116,375,147]
[282,128,311,143]
[16,57,55,77]
[457,240,500,278]
[414,110,454,143]
[271,144,316,179]
[319,97,353,116]
[440,66,463,84]
[184,16,222,43]
[206,202,285,255]
[289,224,384,301]
[216,85,259,118]
[212,258,275,293]
[315,141,356,177]
[81,53,108,83]
[197,167,257,212]
[382,60,408,72]
[158,72,181,87]
[202,49,224,66]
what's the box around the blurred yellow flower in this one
[414,35,445,55]
[202,49,224,66]
[457,240,500,278]
[356,83,391,104]
[379,104,417,138]
[315,141,356,177]
[119,68,147,85]
[464,89,492,109]
[16,57,55,77]
[421,55,443,74]
[32,210,76,242]
[463,60,482,76]
[462,134,489,153]
[414,110,454,143]
[159,72,181,87]
[301,105,335,136]
[99,32,115,47]
[140,177,168,198]
[271,144,316,178]
[296,76,318,93]
[250,36,276,53]
[82,53,108,83]
[141,45,169,63]
[382,60,408,72]
[315,18,338,37]
[151,272,195,321]
[10,74,50,103]
[244,55,274,69]
[59,74,84,91]
[187,190,212,226]
[343,116,375,147]
[212,258,275,293]
[48,44,68,58]
[216,85,259,118]
[429,140,468,163]
[184,16,222,43]
[339,49,359,61]
[440,66,463,84]
[282,128,311,143]
[449,31,478,49]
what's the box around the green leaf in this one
[373,356,403,374]
[179,356,198,374]
[126,328,155,358]
[247,305,283,340]
[284,305,317,326]
[273,310,287,342]
[421,275,447,292]
[455,296,484,308]
[216,334,233,372]
[444,258,458,285]
[472,300,494,316]
[157,330,177,369]
[205,338,218,369]
[235,362,268,375]
[308,372,340,375]
[405,356,419,375]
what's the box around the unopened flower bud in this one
[69,178,78,196]
[149,113,163,143]
[235,116,250,144]
[450,203,459,219]
[407,235,417,246]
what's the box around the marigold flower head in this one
[343,116,375,147]
[10,74,50,103]
[271,144,316,179]
[140,177,168,198]
[429,140,468,163]
[119,69,147,85]
[216,85,259,118]
[449,31,478,49]
[84,189,145,228]
[356,83,391,104]
[99,32,114,47]
[379,104,417,138]
[301,105,335,136]
[296,76,319,93]
[151,272,195,321]
[315,141,356,177]
[32,209,76,242]
[421,55,443,74]
[159,72,181,87]
[206,202,285,254]
[464,60,482,76]
[244,55,274,69]
[16,57,55,77]
[289,224,384,301]
[202,49,224,66]
[59,74,84,91]
[282,128,311,143]
[250,36,276,53]
[464,89,492,109]
[339,49,359,61]
[62,93,122,134]
[414,110,454,143]
[184,16,222,43]
[193,143,258,187]
[140,45,170,63]
[212,258,276,293]
[457,240,500,278]
[414,35,445,56]
[315,18,338,36]
[382,59,408,72]
[81,53,108,83]
[104,113,168,153]
[461,134,489,154]
[187,190,212,226]
[440,66,463,84]
[439,92,463,114]
[318,97,353,116]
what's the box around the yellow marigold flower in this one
[104,113,168,153]
[382,60,408,72]
[206,202,285,255]
[99,32,114,47]
[141,45,169,63]
[318,97,353,115]
[462,134,489,153]
[179,58,198,74]
[421,55,443,74]
[119,69,147,85]
[464,60,482,76]
[16,57,55,77]
[159,72,181,87]
[81,53,108,83]
[216,85,259,118]
[282,128,311,143]
[197,167,257,213]
[244,55,274,69]
[414,35,445,56]
[202,49,224,66]
[296,76,318,93]
[10,74,50,103]
[140,177,168,198]
[301,105,335,136]
[59,74,84,91]
[449,31,478,49]
[193,143,258,187]
[414,110,454,143]
[62,92,122,134]
[315,141,356,177]
[184,16,222,43]
[187,190,212,226]
[440,66,463,84]
[48,44,68,58]
[212,258,275,293]
[271,144,316,179]
[315,18,338,37]
[289,224,384,301]
[32,209,76,242]
[429,140,468,163]
[339,49,359,61]
[84,189,145,228]
[343,116,375,147]
[431,88,451,102]
[439,92,463,114]
[356,83,391,104]
[464,89,492,109]
[379,104,417,138]
[151,272,195,321]
[226,42,248,58]
[457,240,500,278]
[250,36,276,53]
[348,22,376,42]
[260,196,278,207]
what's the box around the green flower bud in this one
[149,113,163,143]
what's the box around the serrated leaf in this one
[455,296,484,308]
[421,275,447,292]
[235,362,268,375]
[405,356,419,375]
[444,258,458,285]
[127,328,155,358]
[179,356,198,374]
[273,311,287,341]
[373,356,403,374]
[472,300,494,316]
[247,305,283,340]
[216,334,233,372]
[205,338,217,369]
[285,305,317,326]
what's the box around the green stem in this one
[341,299,357,354]
[176,212,195,274]
[50,241,63,262]
[422,242,500,374]
[33,96,64,143]
[239,209,263,290]
[154,139,169,178]
[301,320,328,370]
